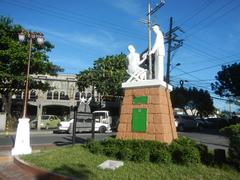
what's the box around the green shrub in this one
[86,141,103,155]
[150,148,172,164]
[85,138,202,165]
[173,136,197,146]
[170,137,200,165]
[196,144,214,165]
[116,147,132,160]
[101,139,120,157]
[131,147,150,162]
[221,124,240,170]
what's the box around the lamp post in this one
[167,63,181,83]
[170,63,181,73]
[12,31,44,156]
[18,32,44,118]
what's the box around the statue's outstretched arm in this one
[139,54,147,65]
[150,37,159,54]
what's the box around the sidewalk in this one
[0,150,35,180]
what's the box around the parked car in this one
[175,115,198,131]
[195,118,214,131]
[204,118,229,129]
[57,118,74,133]
[30,115,61,129]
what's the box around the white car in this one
[58,119,74,132]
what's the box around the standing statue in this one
[126,45,147,82]
[149,24,165,81]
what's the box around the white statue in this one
[126,45,147,82]
[149,24,165,81]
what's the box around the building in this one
[10,74,97,121]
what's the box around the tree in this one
[171,87,215,117]
[0,16,63,125]
[211,63,240,100]
[77,54,128,104]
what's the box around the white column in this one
[37,104,43,130]
[11,118,32,156]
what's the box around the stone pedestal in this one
[12,118,32,156]
[116,80,177,143]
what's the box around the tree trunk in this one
[2,92,14,130]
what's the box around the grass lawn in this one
[22,145,239,180]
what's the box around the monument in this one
[116,24,177,143]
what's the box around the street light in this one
[12,31,44,156]
[18,31,44,118]
[170,63,181,73]
[179,80,188,88]
[166,63,181,83]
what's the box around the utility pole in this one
[147,1,152,79]
[166,17,173,84]
[165,17,184,83]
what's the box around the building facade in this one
[12,74,97,121]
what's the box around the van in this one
[68,111,111,133]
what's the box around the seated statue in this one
[126,45,147,82]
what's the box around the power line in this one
[1,0,147,41]
[188,1,240,36]
[179,0,217,26]
[185,0,236,32]
[184,43,229,63]
[174,67,202,81]
[174,58,240,77]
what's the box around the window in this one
[30,90,36,100]
[75,92,80,100]
[85,118,92,123]
[53,91,59,100]
[60,91,65,100]
[47,91,52,100]
[76,119,83,123]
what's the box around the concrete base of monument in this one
[122,79,173,91]
[11,118,32,156]
[116,82,177,143]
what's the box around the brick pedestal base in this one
[116,86,178,143]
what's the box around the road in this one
[0,131,229,151]
[0,131,115,148]
[178,132,229,151]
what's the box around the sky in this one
[0,0,240,111]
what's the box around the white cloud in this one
[106,0,144,17]
[25,25,125,53]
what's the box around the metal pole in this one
[148,0,152,79]
[23,32,32,118]
[166,17,173,84]
[72,106,77,145]
[91,113,95,140]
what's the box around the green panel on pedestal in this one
[132,96,148,105]
[132,108,147,132]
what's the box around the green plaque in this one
[133,96,148,105]
[132,108,147,132]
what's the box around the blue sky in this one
[1,0,240,111]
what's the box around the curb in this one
[14,156,76,180]
[0,130,54,136]
[0,143,57,151]
[0,156,13,163]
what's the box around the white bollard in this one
[11,118,32,156]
